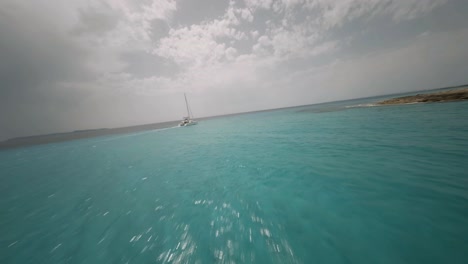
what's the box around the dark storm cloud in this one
[0,0,180,141]
[0,8,93,88]
[0,5,95,140]
[72,5,120,36]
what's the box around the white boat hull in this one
[179,120,197,127]
[180,93,198,127]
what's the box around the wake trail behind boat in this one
[91,126,180,143]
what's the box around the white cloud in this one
[251,30,259,39]
[101,0,176,45]
[240,8,254,22]
[156,28,229,68]
[153,4,247,68]
[309,41,337,56]
[94,0,453,95]
[384,0,448,22]
[245,0,449,30]
[244,0,273,10]
[225,47,238,61]
[301,0,448,28]
[269,26,311,58]
[105,0,176,24]
[278,27,468,102]
[252,35,273,56]
[150,0,452,99]
[152,0,450,74]
[58,0,178,81]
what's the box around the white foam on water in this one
[345,103,378,108]
[51,243,62,253]
[98,236,106,245]
[93,126,180,143]
[8,241,18,248]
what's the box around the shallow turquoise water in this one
[1,99,468,263]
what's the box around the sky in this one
[1,0,468,140]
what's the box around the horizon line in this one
[2,82,467,143]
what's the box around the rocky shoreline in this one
[377,87,468,105]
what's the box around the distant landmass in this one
[377,86,468,106]
[0,121,180,150]
[2,84,468,150]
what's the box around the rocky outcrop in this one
[377,87,468,105]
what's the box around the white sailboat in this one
[179,93,198,127]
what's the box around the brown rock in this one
[377,87,468,105]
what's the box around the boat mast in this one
[184,93,190,119]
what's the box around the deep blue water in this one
[1,98,468,263]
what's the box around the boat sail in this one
[179,93,197,127]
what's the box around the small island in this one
[377,86,468,105]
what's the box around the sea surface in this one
[1,96,468,264]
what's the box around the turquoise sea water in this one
[1,98,468,263]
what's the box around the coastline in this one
[0,121,180,150]
[3,84,468,150]
[377,86,468,106]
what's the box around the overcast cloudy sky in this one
[1,0,468,140]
